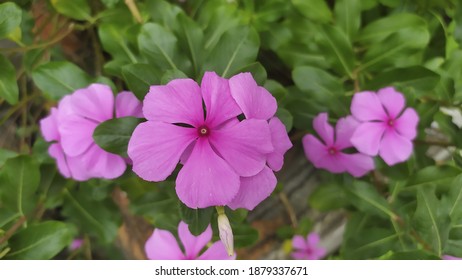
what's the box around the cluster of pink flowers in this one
[303,87,419,177]
[128,71,292,210]
[40,84,142,181]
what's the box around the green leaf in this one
[0,155,40,216]
[291,0,332,23]
[379,250,440,260]
[0,2,22,39]
[405,165,462,190]
[93,117,143,157]
[62,188,121,243]
[180,204,214,236]
[32,61,92,100]
[413,187,450,256]
[346,181,395,219]
[232,223,259,248]
[343,227,398,259]
[176,13,204,77]
[0,54,19,105]
[122,63,161,100]
[358,13,427,45]
[361,27,430,71]
[365,66,440,92]
[448,174,462,223]
[6,221,72,260]
[101,0,120,8]
[308,183,350,211]
[318,25,355,77]
[264,79,287,102]
[161,69,188,84]
[292,66,346,113]
[98,23,139,66]
[138,22,190,73]
[334,0,361,40]
[203,26,259,78]
[51,0,91,21]
[276,108,293,132]
[235,62,267,86]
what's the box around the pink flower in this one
[226,73,293,210]
[442,255,462,260]
[128,72,286,209]
[69,239,84,251]
[350,87,419,166]
[302,113,374,177]
[145,221,234,260]
[40,84,142,181]
[291,232,326,260]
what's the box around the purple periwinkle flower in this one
[40,84,142,181]
[302,113,374,177]
[69,239,84,251]
[128,72,291,209]
[145,221,234,260]
[291,232,327,260]
[350,87,419,166]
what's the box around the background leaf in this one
[50,0,91,21]
[0,2,22,39]
[0,54,18,105]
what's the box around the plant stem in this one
[0,216,27,245]
[125,0,143,23]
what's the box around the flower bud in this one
[217,212,234,256]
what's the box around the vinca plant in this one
[1,0,462,260]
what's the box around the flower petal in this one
[66,155,93,181]
[343,153,375,177]
[75,144,126,179]
[302,134,328,168]
[145,228,185,260]
[292,251,310,260]
[115,91,143,118]
[377,87,405,119]
[128,121,197,181]
[58,113,98,157]
[227,166,277,210]
[229,72,277,120]
[379,129,413,165]
[292,235,307,250]
[395,108,419,140]
[350,122,386,156]
[40,108,60,142]
[209,119,273,177]
[351,91,387,121]
[143,79,204,126]
[198,241,236,260]
[267,117,293,172]
[313,113,334,146]
[335,115,359,150]
[176,138,240,208]
[178,221,212,259]
[48,143,71,178]
[201,72,241,128]
[69,84,114,122]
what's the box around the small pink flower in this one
[350,87,419,166]
[128,72,287,209]
[302,113,374,177]
[291,232,326,260]
[145,221,235,260]
[442,255,462,260]
[40,84,142,181]
[69,239,84,251]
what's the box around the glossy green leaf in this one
[176,13,204,77]
[32,61,92,100]
[291,0,332,23]
[0,2,21,39]
[346,181,395,219]
[180,204,214,236]
[122,63,161,100]
[308,183,350,211]
[93,117,143,157]
[0,54,18,105]
[51,0,91,21]
[0,155,40,216]
[161,69,188,84]
[405,165,462,190]
[358,13,427,44]
[62,189,121,243]
[203,26,259,78]
[334,0,361,40]
[413,187,450,256]
[138,22,190,74]
[6,221,72,260]
[379,250,440,260]
[343,227,398,259]
[365,66,440,92]
[98,23,139,64]
[319,25,355,77]
[448,174,462,222]
[264,80,287,102]
[101,0,120,8]
[276,108,293,132]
